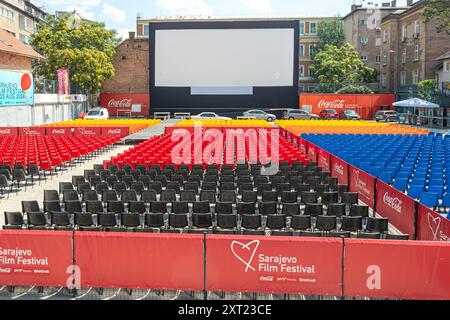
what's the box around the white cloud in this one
[117,28,130,40]
[155,0,213,16]
[40,0,101,6]
[35,0,101,20]
[102,4,126,23]
[239,0,273,13]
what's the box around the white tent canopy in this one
[393,98,440,108]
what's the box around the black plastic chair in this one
[304,204,323,217]
[341,216,363,232]
[150,201,167,214]
[299,231,322,238]
[85,200,104,214]
[168,214,189,231]
[262,191,278,202]
[141,190,157,203]
[259,202,277,215]
[291,215,311,231]
[107,200,125,214]
[315,215,337,232]
[83,190,99,202]
[172,201,189,214]
[282,203,300,216]
[98,213,123,232]
[328,230,351,238]
[22,200,41,214]
[327,203,346,217]
[321,191,339,204]
[366,217,389,233]
[27,212,49,230]
[122,190,138,202]
[63,190,80,202]
[180,190,197,202]
[161,190,177,202]
[193,201,211,214]
[241,214,262,231]
[342,192,359,205]
[121,213,141,230]
[385,233,409,240]
[200,190,216,203]
[357,232,381,239]
[350,204,369,218]
[266,215,287,230]
[301,191,318,204]
[220,190,236,203]
[237,202,256,215]
[102,190,118,202]
[215,202,233,215]
[65,200,83,213]
[128,201,146,214]
[44,201,62,213]
[44,190,60,202]
[50,212,73,231]
[216,214,237,231]
[3,212,25,230]
[192,213,213,230]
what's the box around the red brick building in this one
[0,28,43,71]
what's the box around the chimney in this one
[129,31,135,40]
[391,0,397,7]
[407,0,413,6]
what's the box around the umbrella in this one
[393,98,440,108]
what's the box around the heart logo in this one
[231,240,260,272]
[428,213,442,241]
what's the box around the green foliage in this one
[311,43,378,85]
[423,0,450,35]
[418,79,439,100]
[335,85,374,94]
[317,17,345,52]
[31,16,119,94]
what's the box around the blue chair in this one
[447,212,450,220]
[420,192,439,208]
[429,179,444,187]
[408,185,424,200]
[393,178,409,191]
[440,194,450,210]
[427,185,444,199]
[379,171,393,184]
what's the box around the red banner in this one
[376,180,416,239]
[45,127,72,136]
[317,148,331,173]
[75,232,203,290]
[99,93,150,117]
[417,204,450,242]
[18,127,46,136]
[349,166,375,208]
[307,143,318,162]
[57,68,69,95]
[101,127,130,137]
[206,235,342,296]
[0,127,18,136]
[331,155,349,185]
[73,127,102,136]
[298,137,307,155]
[0,231,73,287]
[344,239,450,300]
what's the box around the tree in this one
[31,16,120,95]
[310,43,378,90]
[423,0,450,35]
[336,85,374,94]
[317,16,345,52]
[418,79,439,100]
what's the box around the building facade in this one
[380,0,450,94]
[0,27,42,71]
[0,0,48,45]
[436,51,450,96]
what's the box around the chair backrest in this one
[22,200,40,213]
[4,212,24,226]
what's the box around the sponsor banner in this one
[73,127,102,136]
[45,127,72,136]
[0,231,72,287]
[344,239,450,300]
[101,127,130,137]
[298,137,307,155]
[0,71,34,106]
[349,165,375,208]
[99,93,150,117]
[57,68,70,95]
[18,127,45,136]
[331,155,349,185]
[0,127,18,136]
[206,235,342,296]
[34,94,59,104]
[376,180,415,239]
[307,142,318,162]
[75,232,203,290]
[417,204,450,242]
[317,148,331,173]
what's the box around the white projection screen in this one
[149,20,299,115]
[155,28,295,88]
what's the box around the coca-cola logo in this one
[107,129,122,135]
[51,129,66,134]
[383,192,403,213]
[0,129,11,134]
[334,163,344,175]
[108,99,132,108]
[318,100,345,109]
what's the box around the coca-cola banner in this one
[298,137,307,155]
[417,204,450,242]
[73,127,102,136]
[299,94,395,120]
[99,93,150,117]
[0,231,73,287]
[18,127,45,136]
[349,165,375,208]
[75,232,203,290]
[307,142,318,162]
[344,239,450,300]
[375,180,416,239]
[331,155,349,185]
[206,235,343,296]
[317,148,331,173]
[45,127,72,136]
[100,127,130,137]
[0,127,18,136]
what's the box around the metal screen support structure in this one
[203,232,208,301]
[340,237,346,300]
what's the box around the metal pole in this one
[203,232,207,301]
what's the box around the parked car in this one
[191,112,232,120]
[242,110,277,122]
[375,110,399,122]
[84,108,109,120]
[319,109,339,120]
[341,109,361,120]
[265,109,292,120]
[282,109,320,120]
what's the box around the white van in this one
[84,108,109,120]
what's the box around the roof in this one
[342,6,409,20]
[0,29,44,60]
[436,51,450,61]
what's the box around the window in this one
[402,48,407,63]
[359,19,368,25]
[402,25,407,41]
[383,54,388,65]
[361,55,368,61]
[375,38,381,47]
[299,22,305,35]
[400,71,407,86]
[1,7,14,20]
[375,55,381,64]
[414,21,420,36]
[412,71,420,84]
[445,61,450,72]
[375,19,381,29]
[360,36,368,45]
[310,22,317,34]
[414,44,419,61]
[381,74,387,87]
[143,24,149,36]
[299,65,305,77]
[19,34,30,45]
[299,44,304,57]
[383,30,388,42]
[309,68,314,77]
[309,44,317,56]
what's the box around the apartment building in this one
[343,1,410,80]
[0,0,48,45]
[380,0,450,93]
[135,16,331,91]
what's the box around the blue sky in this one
[32,0,412,39]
